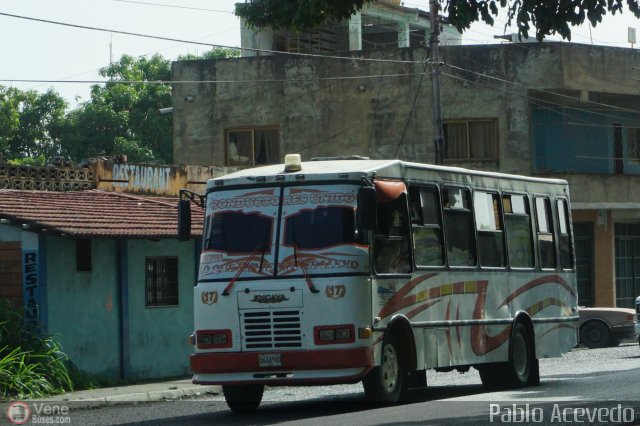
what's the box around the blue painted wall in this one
[45,237,121,378]
[126,239,196,380]
[532,107,640,175]
[44,235,197,380]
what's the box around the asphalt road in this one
[68,343,640,425]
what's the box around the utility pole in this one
[429,0,444,165]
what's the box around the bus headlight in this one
[314,324,355,345]
[196,329,232,349]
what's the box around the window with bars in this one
[226,128,280,166]
[145,257,178,307]
[443,119,498,161]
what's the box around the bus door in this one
[371,180,412,323]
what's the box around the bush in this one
[0,301,73,399]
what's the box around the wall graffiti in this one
[111,164,171,193]
[22,250,39,322]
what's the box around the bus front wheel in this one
[363,338,405,403]
[222,384,264,413]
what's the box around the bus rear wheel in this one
[479,322,536,389]
[363,338,405,403]
[507,322,534,386]
[222,384,264,413]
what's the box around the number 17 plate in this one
[259,353,282,367]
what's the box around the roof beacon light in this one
[284,154,302,173]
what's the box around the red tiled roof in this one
[0,190,204,239]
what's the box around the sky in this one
[2,0,640,106]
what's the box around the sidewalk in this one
[35,379,221,409]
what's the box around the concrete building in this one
[171,42,640,309]
[240,0,461,57]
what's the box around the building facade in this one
[0,160,235,380]
[171,42,640,308]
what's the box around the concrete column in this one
[349,12,362,51]
[594,210,615,306]
[398,22,410,47]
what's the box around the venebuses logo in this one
[6,402,30,425]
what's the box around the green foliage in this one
[0,301,73,399]
[178,47,241,61]
[235,0,640,41]
[6,155,46,166]
[235,0,370,31]
[61,54,174,163]
[0,87,68,161]
[0,48,241,165]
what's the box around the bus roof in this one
[207,158,568,190]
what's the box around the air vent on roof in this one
[310,155,370,161]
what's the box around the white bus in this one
[178,155,578,412]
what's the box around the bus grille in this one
[241,310,303,350]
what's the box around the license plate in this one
[259,353,281,367]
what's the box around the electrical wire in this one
[0,12,424,65]
[393,59,428,157]
[111,0,234,14]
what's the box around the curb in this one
[32,385,221,409]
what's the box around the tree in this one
[1,48,240,165]
[178,47,241,61]
[59,48,240,164]
[235,0,640,41]
[56,54,173,163]
[0,86,68,161]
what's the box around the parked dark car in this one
[578,307,636,349]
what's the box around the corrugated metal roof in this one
[0,189,204,239]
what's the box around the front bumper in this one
[611,322,637,341]
[191,347,374,386]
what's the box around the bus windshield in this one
[284,206,356,250]
[206,211,272,254]
[199,184,367,281]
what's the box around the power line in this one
[0,72,429,85]
[0,12,423,65]
[444,62,640,116]
[112,0,234,14]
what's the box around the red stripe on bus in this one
[499,275,576,307]
[190,348,374,374]
[378,273,437,319]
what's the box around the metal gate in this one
[574,223,594,307]
[614,223,640,308]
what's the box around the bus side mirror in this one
[357,186,377,231]
[177,199,192,241]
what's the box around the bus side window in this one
[535,197,556,269]
[409,186,444,267]
[374,193,411,274]
[557,198,573,270]
[474,191,505,267]
[443,187,476,267]
[503,194,534,268]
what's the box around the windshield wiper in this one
[294,244,320,294]
[222,245,261,296]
